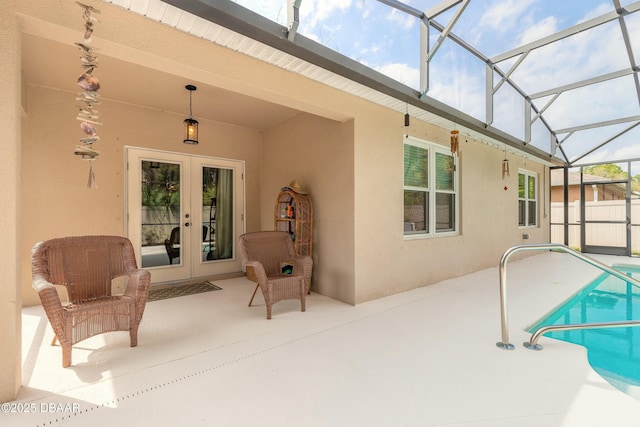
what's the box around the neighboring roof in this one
[550,170,613,186]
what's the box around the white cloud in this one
[299,0,353,30]
[478,0,537,33]
[518,15,558,44]
[360,43,381,56]
[374,63,420,88]
[387,8,415,31]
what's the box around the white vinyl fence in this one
[551,200,640,253]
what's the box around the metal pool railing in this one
[496,243,640,351]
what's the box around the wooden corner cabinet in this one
[274,189,313,256]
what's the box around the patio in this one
[9,252,640,426]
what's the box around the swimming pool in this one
[529,265,640,394]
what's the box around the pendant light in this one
[183,84,198,145]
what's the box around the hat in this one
[287,179,307,194]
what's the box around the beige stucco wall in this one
[262,97,549,306]
[0,0,22,403]
[351,105,549,304]
[262,114,356,304]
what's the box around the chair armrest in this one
[32,278,67,343]
[122,269,151,323]
[123,269,151,297]
[290,256,313,279]
[244,260,268,284]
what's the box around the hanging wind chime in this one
[450,130,459,155]
[502,144,510,179]
[404,104,410,127]
[74,2,101,188]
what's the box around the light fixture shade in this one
[184,117,198,144]
[183,84,198,144]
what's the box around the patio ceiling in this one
[20,32,300,132]
[94,1,640,166]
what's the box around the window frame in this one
[518,169,538,228]
[403,136,459,239]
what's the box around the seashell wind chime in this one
[73,2,101,188]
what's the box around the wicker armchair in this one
[31,235,151,367]
[238,231,312,319]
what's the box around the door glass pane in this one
[141,160,181,268]
[202,167,216,262]
[202,167,234,260]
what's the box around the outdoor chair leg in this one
[248,283,259,306]
[130,328,138,347]
[61,343,72,368]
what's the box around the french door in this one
[126,147,244,283]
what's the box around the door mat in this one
[148,281,222,302]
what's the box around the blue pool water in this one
[530,265,640,389]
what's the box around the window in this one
[518,170,537,227]
[404,136,458,237]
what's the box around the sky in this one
[231,1,640,168]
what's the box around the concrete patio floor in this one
[6,251,640,426]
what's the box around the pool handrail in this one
[523,320,640,350]
[496,243,640,351]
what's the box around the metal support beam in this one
[419,18,429,98]
[424,0,464,19]
[563,167,569,246]
[524,101,531,144]
[555,115,640,134]
[375,0,423,18]
[532,93,561,125]
[493,51,529,94]
[287,0,301,41]
[530,68,635,99]
[571,121,640,164]
[425,0,469,63]
[557,140,571,164]
[614,0,640,110]
[491,2,640,64]
[486,63,493,127]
